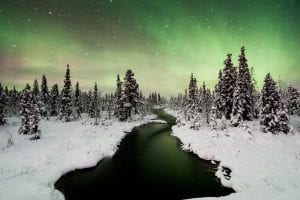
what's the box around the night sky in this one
[0,0,299,95]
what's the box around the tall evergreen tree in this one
[19,84,32,134]
[9,86,19,116]
[30,91,41,139]
[214,69,223,118]
[201,82,213,124]
[74,82,82,118]
[119,69,140,121]
[114,74,122,117]
[59,64,72,122]
[93,82,100,124]
[188,73,197,100]
[50,84,60,116]
[260,73,281,133]
[41,75,49,118]
[32,79,40,96]
[287,85,299,115]
[277,102,290,134]
[185,74,198,122]
[0,83,8,125]
[219,53,236,119]
[232,47,254,125]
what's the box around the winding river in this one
[55,109,234,199]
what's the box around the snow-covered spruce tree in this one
[30,91,41,140]
[0,83,8,125]
[74,82,82,118]
[7,86,19,116]
[218,54,236,119]
[232,47,254,126]
[260,73,281,134]
[250,66,260,119]
[89,83,99,119]
[287,85,299,115]
[114,74,122,118]
[59,64,72,122]
[201,82,213,124]
[214,69,223,118]
[32,79,40,96]
[185,73,198,122]
[33,78,46,119]
[119,69,140,121]
[93,82,100,125]
[19,83,32,134]
[40,75,49,118]
[277,102,290,134]
[50,84,59,116]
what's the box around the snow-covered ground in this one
[0,114,155,200]
[166,108,300,200]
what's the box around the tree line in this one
[169,47,300,134]
[0,66,164,140]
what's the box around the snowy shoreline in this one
[0,114,155,200]
[166,108,300,200]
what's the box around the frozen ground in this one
[0,114,155,200]
[166,109,300,200]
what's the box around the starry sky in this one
[0,0,299,95]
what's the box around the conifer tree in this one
[74,82,82,118]
[119,69,140,120]
[9,86,19,116]
[93,82,100,124]
[186,73,198,122]
[214,69,223,118]
[232,47,254,125]
[287,85,299,115]
[41,75,49,118]
[188,73,197,100]
[32,79,40,96]
[50,84,60,116]
[19,84,32,134]
[260,73,281,133]
[30,91,41,139]
[277,102,290,134]
[0,83,7,125]
[219,53,236,119]
[201,82,213,124]
[59,64,72,122]
[114,74,122,117]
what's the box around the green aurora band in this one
[0,0,299,95]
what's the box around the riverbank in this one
[55,109,233,200]
[0,114,155,200]
[166,108,300,200]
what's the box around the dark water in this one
[55,109,234,199]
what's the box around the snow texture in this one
[0,114,154,200]
[166,108,300,200]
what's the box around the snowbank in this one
[166,109,300,200]
[0,114,155,200]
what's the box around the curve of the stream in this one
[55,109,234,199]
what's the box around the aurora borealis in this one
[0,0,299,95]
